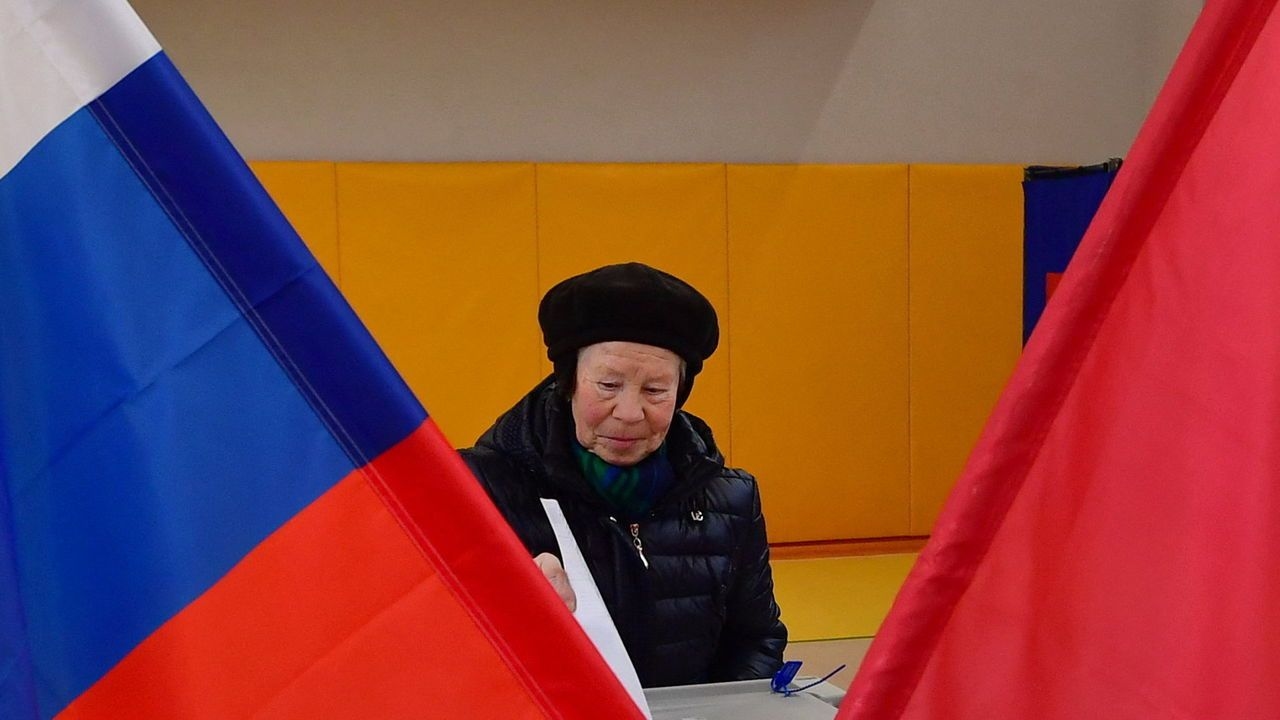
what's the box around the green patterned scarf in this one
[571,441,676,520]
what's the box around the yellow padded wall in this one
[728,165,910,542]
[908,164,1024,533]
[249,161,339,280]
[335,163,542,447]
[535,164,732,456]
[251,159,1024,544]
[772,554,918,640]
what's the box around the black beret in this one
[539,263,719,377]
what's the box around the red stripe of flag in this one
[61,421,642,719]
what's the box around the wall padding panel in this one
[249,161,339,281]
[335,163,542,447]
[908,165,1024,534]
[728,165,910,543]
[535,164,732,457]
[249,160,1027,543]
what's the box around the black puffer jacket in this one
[461,377,787,687]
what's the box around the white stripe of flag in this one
[1,0,159,178]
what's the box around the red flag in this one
[842,1,1280,718]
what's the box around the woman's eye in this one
[644,387,669,396]
[598,381,620,391]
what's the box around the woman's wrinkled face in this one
[571,341,681,466]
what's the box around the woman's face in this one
[571,341,681,466]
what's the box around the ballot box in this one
[644,678,844,720]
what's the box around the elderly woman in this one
[461,262,786,688]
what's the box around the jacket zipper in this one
[628,522,650,569]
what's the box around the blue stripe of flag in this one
[93,53,425,463]
[0,466,38,720]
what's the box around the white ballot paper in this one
[541,498,653,718]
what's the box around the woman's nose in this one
[612,391,645,422]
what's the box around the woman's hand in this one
[534,552,577,613]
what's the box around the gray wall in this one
[131,1,1201,164]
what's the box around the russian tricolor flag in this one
[0,2,641,717]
